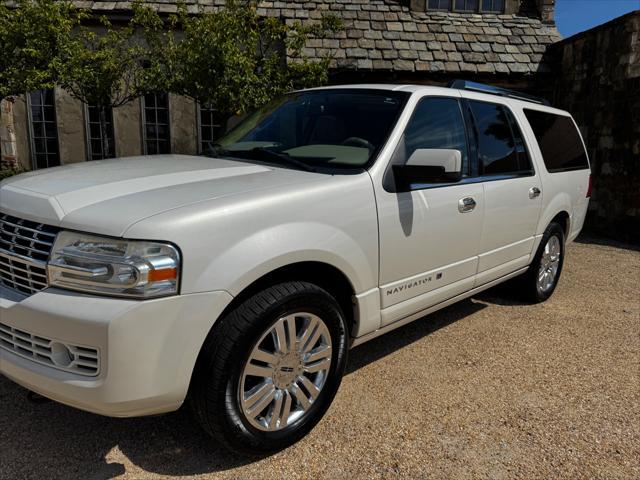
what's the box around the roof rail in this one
[448,80,551,106]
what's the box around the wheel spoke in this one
[280,390,292,427]
[268,391,284,430]
[538,268,546,282]
[251,348,278,366]
[239,311,333,432]
[243,381,275,413]
[273,319,288,354]
[291,383,312,411]
[248,387,276,417]
[302,323,323,353]
[298,316,319,350]
[305,345,331,364]
[304,357,331,373]
[244,362,273,379]
[285,316,297,352]
[298,374,320,400]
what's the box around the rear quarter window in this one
[523,109,589,173]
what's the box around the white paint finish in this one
[125,171,380,296]
[352,266,529,348]
[0,155,327,236]
[0,184,66,223]
[475,254,531,287]
[353,288,381,338]
[0,288,233,416]
[508,102,591,240]
[479,177,542,276]
[375,184,484,287]
[477,237,535,275]
[380,276,476,327]
[380,256,477,308]
[0,84,592,417]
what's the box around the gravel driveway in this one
[1,238,638,480]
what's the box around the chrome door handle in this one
[529,187,541,199]
[458,197,476,213]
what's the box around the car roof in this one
[302,83,570,116]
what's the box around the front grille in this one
[0,322,100,376]
[0,213,59,295]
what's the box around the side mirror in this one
[392,149,462,191]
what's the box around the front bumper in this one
[0,285,233,417]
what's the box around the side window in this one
[401,97,469,174]
[523,109,589,172]
[468,100,532,176]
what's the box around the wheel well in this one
[551,211,570,237]
[223,262,357,335]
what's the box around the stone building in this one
[551,11,640,241]
[1,0,560,170]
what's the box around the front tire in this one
[189,281,348,454]
[522,222,565,303]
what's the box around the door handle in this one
[529,187,541,199]
[458,197,476,213]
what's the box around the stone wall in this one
[552,11,640,243]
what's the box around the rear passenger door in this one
[465,99,542,285]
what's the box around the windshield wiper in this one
[249,147,316,172]
[204,142,229,157]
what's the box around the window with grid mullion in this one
[428,0,452,10]
[143,93,170,155]
[29,90,60,169]
[199,103,223,153]
[455,0,479,12]
[481,0,504,12]
[86,105,115,160]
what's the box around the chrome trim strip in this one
[0,219,57,238]
[0,248,47,268]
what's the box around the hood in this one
[0,155,321,236]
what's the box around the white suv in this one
[0,82,590,453]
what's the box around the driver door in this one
[374,95,484,326]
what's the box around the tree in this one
[135,0,342,140]
[0,0,80,102]
[54,16,150,160]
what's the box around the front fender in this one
[190,222,375,296]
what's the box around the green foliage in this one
[135,0,342,123]
[0,0,81,101]
[55,16,147,108]
[0,165,26,179]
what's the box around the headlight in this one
[48,231,180,298]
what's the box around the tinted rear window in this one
[524,109,589,172]
[469,101,533,176]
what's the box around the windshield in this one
[211,89,410,171]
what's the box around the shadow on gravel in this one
[0,298,488,480]
[574,234,640,252]
[346,297,486,374]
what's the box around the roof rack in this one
[448,80,551,106]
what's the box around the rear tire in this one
[521,222,565,303]
[189,281,348,455]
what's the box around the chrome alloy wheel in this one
[537,235,561,293]
[238,313,332,432]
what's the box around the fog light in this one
[50,342,73,367]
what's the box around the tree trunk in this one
[0,99,19,169]
[99,107,111,159]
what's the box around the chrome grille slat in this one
[0,229,54,247]
[0,239,52,256]
[0,261,47,279]
[0,212,59,296]
[0,322,100,376]
[0,219,57,238]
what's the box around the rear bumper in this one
[0,286,233,417]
